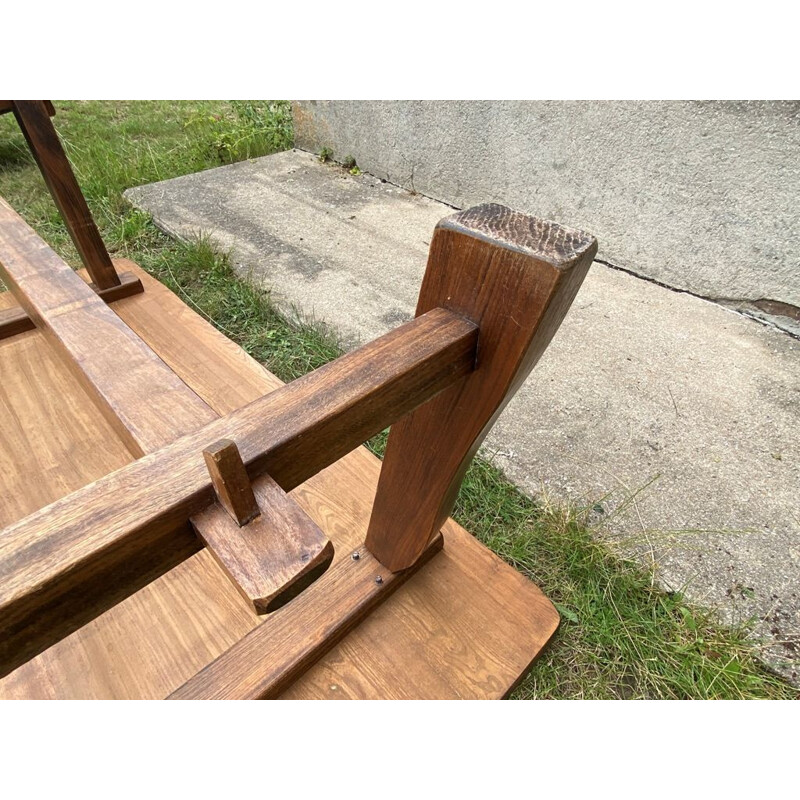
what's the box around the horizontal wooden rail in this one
[169,535,443,700]
[0,306,477,675]
[0,271,144,341]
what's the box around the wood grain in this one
[203,439,260,526]
[366,203,597,570]
[0,197,217,456]
[0,271,143,342]
[0,304,134,527]
[0,265,559,699]
[170,534,443,699]
[11,101,121,289]
[193,471,334,613]
[0,299,477,674]
[0,205,568,696]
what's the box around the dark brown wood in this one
[199,438,334,613]
[11,100,121,290]
[0,100,54,117]
[203,439,260,526]
[0,305,35,338]
[169,533,443,700]
[86,270,143,302]
[192,472,334,613]
[0,302,477,674]
[366,203,597,571]
[0,271,143,341]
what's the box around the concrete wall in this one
[293,101,800,312]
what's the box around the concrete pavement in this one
[125,149,800,681]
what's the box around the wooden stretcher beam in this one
[0,271,144,341]
[169,534,444,699]
[0,305,477,674]
[0,204,337,620]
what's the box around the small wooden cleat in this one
[192,469,334,614]
[203,439,260,527]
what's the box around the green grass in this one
[1,101,795,699]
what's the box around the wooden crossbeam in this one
[0,271,143,341]
[0,196,216,455]
[0,307,477,674]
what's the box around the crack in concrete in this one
[594,258,800,341]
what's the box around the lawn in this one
[0,101,794,699]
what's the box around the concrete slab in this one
[293,101,800,328]
[125,149,800,681]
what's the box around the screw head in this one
[375,575,384,585]
[351,552,360,561]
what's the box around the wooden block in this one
[366,204,597,571]
[169,534,443,700]
[203,439,260,526]
[194,462,334,613]
[86,270,143,302]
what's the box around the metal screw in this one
[375,575,383,585]
[351,552,360,561]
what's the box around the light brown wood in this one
[367,204,597,570]
[0,271,143,342]
[0,304,134,527]
[0,197,217,456]
[193,471,334,613]
[203,439,260,526]
[108,261,285,413]
[0,299,477,673]
[11,101,121,289]
[0,287,201,672]
[170,534,443,699]
[0,263,559,699]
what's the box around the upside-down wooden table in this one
[0,102,597,699]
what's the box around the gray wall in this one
[293,101,799,311]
